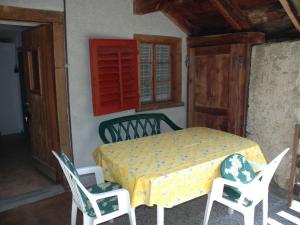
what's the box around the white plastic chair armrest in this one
[210,177,246,200]
[213,177,259,208]
[213,177,246,190]
[248,160,266,171]
[77,166,104,184]
[88,188,129,219]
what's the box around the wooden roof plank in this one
[133,0,164,15]
[187,32,265,47]
[278,0,300,32]
[162,9,192,35]
[209,0,253,31]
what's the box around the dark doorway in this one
[0,23,64,212]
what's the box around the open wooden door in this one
[22,25,59,180]
[188,44,248,136]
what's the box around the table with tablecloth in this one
[93,127,266,211]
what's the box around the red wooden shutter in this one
[89,39,139,115]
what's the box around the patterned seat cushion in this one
[59,152,121,216]
[220,153,256,207]
[85,182,121,217]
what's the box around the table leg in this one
[157,205,164,225]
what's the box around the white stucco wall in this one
[0,42,24,135]
[247,40,300,189]
[65,0,187,167]
[0,0,187,167]
[0,0,63,11]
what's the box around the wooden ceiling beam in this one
[133,0,165,15]
[134,0,192,34]
[209,0,253,31]
[162,8,193,35]
[278,0,300,32]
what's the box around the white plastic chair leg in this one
[83,214,93,225]
[263,195,268,225]
[71,200,77,225]
[203,193,214,225]
[244,210,254,225]
[129,208,137,225]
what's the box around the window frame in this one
[134,34,183,112]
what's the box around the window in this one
[135,34,183,111]
[26,48,42,95]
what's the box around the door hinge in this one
[185,57,190,68]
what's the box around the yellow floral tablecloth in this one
[93,127,266,208]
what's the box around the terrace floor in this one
[0,134,54,199]
[0,183,299,225]
[0,134,64,212]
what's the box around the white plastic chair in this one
[52,151,136,225]
[203,148,289,225]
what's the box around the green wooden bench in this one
[99,113,182,144]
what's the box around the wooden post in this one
[288,124,300,206]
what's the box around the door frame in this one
[0,5,72,182]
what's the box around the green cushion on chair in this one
[220,153,256,207]
[85,182,121,217]
[59,152,80,178]
[59,152,121,216]
[221,153,256,184]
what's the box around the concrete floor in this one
[0,134,54,199]
[0,135,298,224]
[0,184,298,225]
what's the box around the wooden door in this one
[22,25,59,180]
[188,44,248,136]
